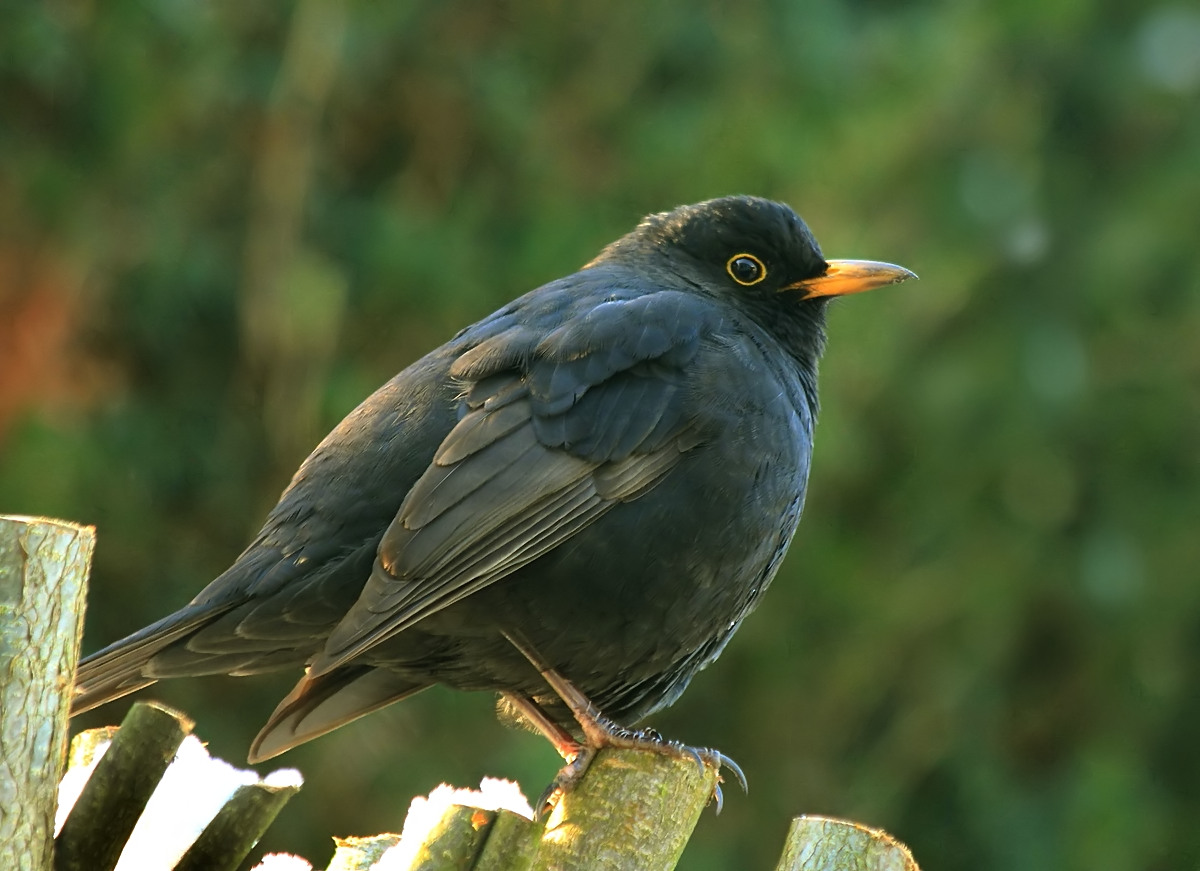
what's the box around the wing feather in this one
[433,392,532,466]
[308,289,720,676]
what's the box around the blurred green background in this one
[3,1,1199,868]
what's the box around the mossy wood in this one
[774,815,921,871]
[0,516,94,871]
[54,701,193,871]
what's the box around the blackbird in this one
[73,196,913,794]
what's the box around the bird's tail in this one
[70,604,235,715]
[248,666,430,762]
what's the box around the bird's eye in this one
[726,253,767,286]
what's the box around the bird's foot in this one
[535,744,594,817]
[501,631,746,816]
[540,718,747,815]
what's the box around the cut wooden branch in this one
[175,778,303,871]
[325,833,402,870]
[774,815,920,871]
[375,749,719,870]
[403,803,495,870]
[58,720,305,870]
[531,747,719,871]
[366,778,537,870]
[0,515,94,871]
[54,701,193,871]
[67,725,119,768]
[473,808,541,871]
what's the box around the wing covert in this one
[309,289,721,675]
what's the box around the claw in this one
[679,744,707,771]
[690,747,746,810]
[535,745,597,818]
[712,750,748,794]
[534,782,560,820]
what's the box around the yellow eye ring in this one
[726,253,768,286]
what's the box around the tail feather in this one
[249,666,430,763]
[71,603,237,715]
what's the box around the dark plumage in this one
[72,196,913,771]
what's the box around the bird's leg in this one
[501,690,598,815]
[500,631,746,814]
[501,691,585,761]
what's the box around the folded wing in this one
[309,289,719,675]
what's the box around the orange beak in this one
[784,259,917,298]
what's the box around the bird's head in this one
[590,195,915,366]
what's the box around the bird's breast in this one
[467,333,814,675]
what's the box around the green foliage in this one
[3,1,1198,868]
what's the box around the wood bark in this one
[774,815,920,871]
[530,748,718,871]
[0,516,94,871]
[54,701,193,871]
